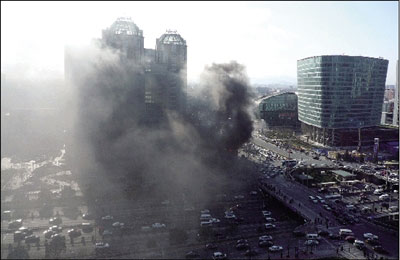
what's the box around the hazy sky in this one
[1,1,398,84]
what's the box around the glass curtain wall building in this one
[297,55,388,146]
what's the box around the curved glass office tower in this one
[297,55,388,146]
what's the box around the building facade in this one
[297,55,389,146]
[393,60,399,126]
[257,92,300,129]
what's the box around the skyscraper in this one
[297,55,388,146]
[393,60,399,126]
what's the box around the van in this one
[339,229,353,236]
[306,233,321,240]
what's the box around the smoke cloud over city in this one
[68,41,255,205]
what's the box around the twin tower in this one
[101,17,187,124]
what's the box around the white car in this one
[224,213,236,219]
[152,223,166,229]
[304,240,319,246]
[112,222,125,228]
[265,223,276,229]
[379,194,389,200]
[201,209,210,214]
[363,233,378,240]
[265,217,276,222]
[95,242,110,249]
[268,245,283,252]
[262,210,272,217]
[213,252,227,260]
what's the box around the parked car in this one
[265,223,276,229]
[269,245,283,252]
[68,229,82,238]
[8,219,23,230]
[354,240,365,250]
[152,223,166,229]
[304,240,319,246]
[212,252,227,260]
[43,230,56,239]
[49,217,62,225]
[235,243,249,250]
[25,235,40,244]
[363,233,378,240]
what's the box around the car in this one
[224,213,236,219]
[95,242,110,255]
[81,223,94,233]
[49,225,63,233]
[213,252,227,260]
[365,238,381,246]
[354,240,365,250]
[259,240,274,247]
[312,200,318,204]
[323,205,332,211]
[82,213,94,220]
[211,218,221,223]
[8,219,23,230]
[379,194,389,200]
[389,206,399,212]
[259,235,273,241]
[152,223,166,229]
[265,223,276,229]
[320,199,326,203]
[372,246,387,254]
[304,240,319,246]
[49,217,62,225]
[206,243,218,250]
[201,209,210,214]
[269,245,283,252]
[363,233,378,240]
[101,215,114,222]
[262,210,272,217]
[244,249,258,256]
[316,196,323,200]
[265,217,276,222]
[309,196,315,200]
[235,243,249,250]
[237,239,248,244]
[373,189,383,195]
[43,230,56,239]
[185,251,200,259]
[18,227,33,236]
[112,222,125,228]
[68,229,82,238]
[50,234,66,243]
[25,235,40,244]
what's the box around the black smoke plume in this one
[68,42,254,206]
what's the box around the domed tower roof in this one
[158,30,186,45]
[109,17,143,36]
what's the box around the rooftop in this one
[331,170,355,178]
